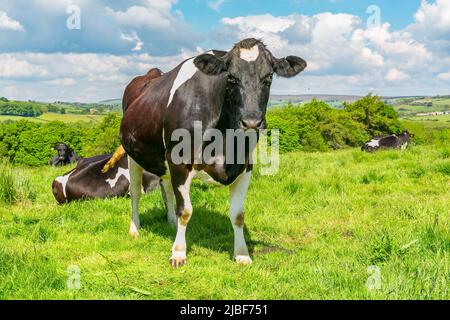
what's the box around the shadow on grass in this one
[139,205,255,259]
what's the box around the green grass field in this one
[0,145,448,299]
[405,114,450,124]
[0,113,104,123]
[392,97,450,117]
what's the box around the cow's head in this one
[53,143,71,161]
[401,130,414,138]
[194,38,307,130]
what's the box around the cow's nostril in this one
[241,119,263,129]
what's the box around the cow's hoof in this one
[169,256,187,268]
[129,230,139,239]
[129,222,140,239]
[235,255,252,265]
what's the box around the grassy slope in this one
[393,97,450,117]
[405,114,450,124]
[0,146,449,300]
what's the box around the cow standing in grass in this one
[108,38,307,267]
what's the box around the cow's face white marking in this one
[55,171,75,198]
[239,45,259,62]
[105,167,130,188]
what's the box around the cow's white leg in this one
[129,158,143,239]
[169,169,196,267]
[161,179,177,226]
[229,170,252,265]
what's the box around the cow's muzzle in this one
[239,119,264,130]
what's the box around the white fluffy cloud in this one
[106,1,176,29]
[1,1,450,101]
[408,0,450,54]
[211,2,449,96]
[437,72,450,81]
[414,0,450,32]
[0,11,24,31]
[121,31,144,51]
[0,1,198,55]
[208,0,227,12]
[385,68,409,82]
[0,55,47,78]
[0,50,199,102]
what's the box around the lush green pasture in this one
[393,97,450,117]
[405,114,450,125]
[0,145,448,299]
[0,113,104,123]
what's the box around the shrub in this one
[82,113,121,156]
[266,98,372,153]
[0,113,122,166]
[344,94,402,135]
[0,158,35,204]
[0,100,43,117]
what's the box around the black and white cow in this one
[361,131,414,152]
[48,143,80,166]
[116,38,307,267]
[52,154,159,204]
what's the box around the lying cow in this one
[107,38,307,267]
[48,143,80,166]
[52,153,160,204]
[362,131,414,152]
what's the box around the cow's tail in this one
[102,145,126,173]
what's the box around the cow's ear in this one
[194,54,228,76]
[273,56,307,78]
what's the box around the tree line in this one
[0,98,44,117]
[0,95,423,166]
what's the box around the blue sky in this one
[178,0,421,32]
[0,0,449,102]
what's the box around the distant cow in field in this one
[52,154,160,204]
[48,143,80,166]
[362,131,414,152]
[104,38,307,267]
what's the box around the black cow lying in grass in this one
[362,131,414,152]
[52,153,160,204]
[48,143,80,166]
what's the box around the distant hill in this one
[97,95,364,107]
[98,99,121,106]
[270,94,362,103]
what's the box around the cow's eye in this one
[262,74,273,86]
[227,75,240,85]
